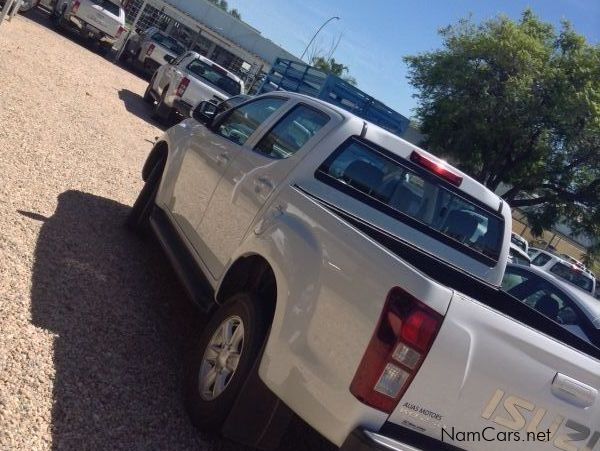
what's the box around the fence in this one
[122,0,261,87]
[0,0,22,27]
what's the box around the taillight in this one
[410,151,463,186]
[350,287,443,413]
[71,0,80,13]
[116,26,125,39]
[176,77,190,97]
[146,44,155,56]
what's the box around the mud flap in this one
[221,345,293,450]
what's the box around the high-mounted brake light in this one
[410,151,463,186]
[71,0,80,13]
[176,77,190,97]
[350,287,443,413]
[146,44,155,56]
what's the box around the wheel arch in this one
[217,253,294,449]
[142,140,168,182]
[216,254,277,325]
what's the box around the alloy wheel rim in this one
[198,315,244,401]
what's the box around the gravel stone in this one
[0,11,334,451]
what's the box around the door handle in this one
[254,177,274,193]
[216,153,229,165]
[552,373,597,408]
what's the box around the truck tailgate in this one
[389,291,600,450]
[77,1,121,38]
[181,78,229,109]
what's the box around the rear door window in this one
[317,139,504,263]
[254,105,330,159]
[549,262,594,293]
[215,97,286,146]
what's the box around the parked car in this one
[508,243,531,266]
[143,50,244,123]
[502,263,600,344]
[51,0,126,50]
[531,250,597,295]
[121,26,186,75]
[127,92,600,450]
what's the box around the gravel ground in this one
[0,11,332,451]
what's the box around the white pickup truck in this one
[127,93,600,450]
[143,50,244,123]
[51,0,126,49]
[122,26,186,75]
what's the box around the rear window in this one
[187,60,241,96]
[151,32,186,55]
[532,252,552,266]
[89,0,121,16]
[317,138,504,263]
[549,262,594,293]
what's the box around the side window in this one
[532,253,552,266]
[254,105,330,159]
[216,98,286,146]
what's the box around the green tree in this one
[207,0,241,19]
[311,56,357,85]
[404,10,600,254]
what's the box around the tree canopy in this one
[207,0,241,20]
[311,56,357,85]
[404,10,600,254]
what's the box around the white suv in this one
[531,250,597,295]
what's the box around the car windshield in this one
[187,60,241,96]
[90,0,121,16]
[151,32,186,55]
[549,262,594,293]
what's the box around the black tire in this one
[51,4,66,28]
[153,86,174,124]
[125,156,164,233]
[185,292,270,431]
[143,77,155,104]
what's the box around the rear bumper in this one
[341,429,423,451]
[341,425,463,451]
[68,15,117,43]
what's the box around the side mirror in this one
[164,54,175,64]
[192,101,218,124]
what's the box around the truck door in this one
[197,100,337,279]
[168,97,287,255]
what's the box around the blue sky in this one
[227,0,600,119]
